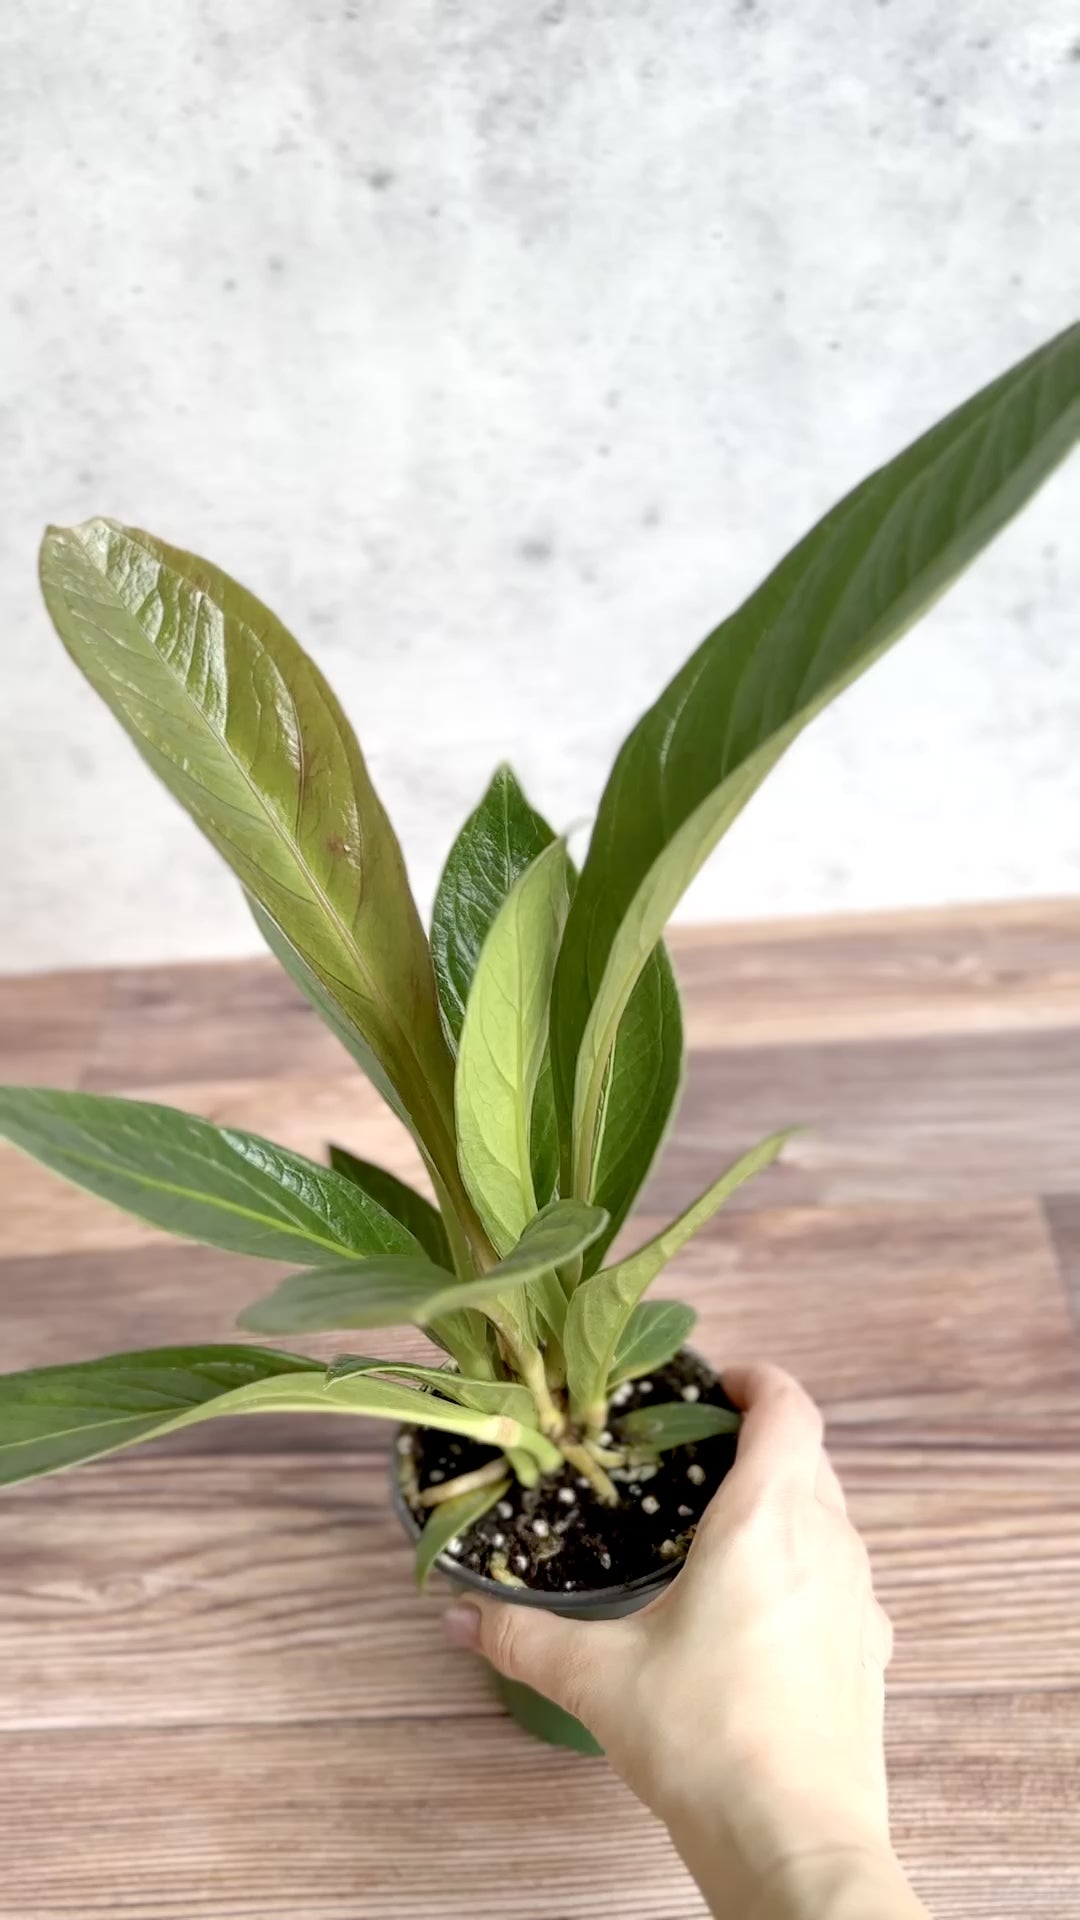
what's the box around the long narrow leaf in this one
[326,1354,536,1423]
[618,1401,740,1450]
[237,1197,609,1337]
[0,1346,320,1484]
[609,1300,697,1389]
[0,1088,421,1266]
[552,324,1080,1195]
[432,765,554,1048]
[329,1144,452,1267]
[583,944,684,1273]
[455,841,570,1254]
[565,1132,791,1424]
[414,1478,509,1590]
[39,520,459,1191]
[0,1346,559,1489]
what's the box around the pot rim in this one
[388,1343,723,1616]
[390,1454,681,1613]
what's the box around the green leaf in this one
[328,1144,452,1268]
[326,1354,536,1424]
[0,1087,422,1267]
[0,1347,560,1489]
[432,765,561,1215]
[552,324,1080,1196]
[609,1300,698,1389]
[565,1132,791,1425]
[617,1400,741,1451]
[250,899,413,1129]
[326,1148,490,1382]
[430,766,680,1237]
[432,765,555,1048]
[0,1346,321,1484]
[422,1309,499,1381]
[238,1256,472,1334]
[414,1477,510,1590]
[583,945,684,1275]
[237,1197,609,1337]
[313,1372,559,1463]
[39,519,459,1193]
[252,905,486,1284]
[455,841,571,1255]
[528,1050,560,1213]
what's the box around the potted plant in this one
[1,323,1077,1754]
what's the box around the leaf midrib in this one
[66,528,452,1160]
[27,1138,365,1260]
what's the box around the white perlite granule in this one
[557,1486,576,1505]
[641,1495,659,1515]
[532,1518,550,1538]
[681,1384,701,1402]
[687,1463,706,1486]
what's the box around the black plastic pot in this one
[391,1449,681,1755]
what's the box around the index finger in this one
[721,1361,825,1494]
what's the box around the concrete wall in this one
[2,1,1078,970]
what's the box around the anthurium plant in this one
[1,324,1077,1607]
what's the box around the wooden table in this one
[2,902,1079,1918]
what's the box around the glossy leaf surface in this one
[39,520,457,1186]
[455,840,570,1254]
[431,765,554,1047]
[583,944,684,1273]
[0,1346,558,1489]
[329,1144,451,1268]
[0,1346,320,1484]
[553,325,1080,1194]
[0,1088,421,1266]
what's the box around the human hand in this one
[444,1362,927,1919]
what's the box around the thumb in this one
[443,1594,618,1723]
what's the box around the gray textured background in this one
[1,2,1078,970]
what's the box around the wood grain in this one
[1,899,1079,1918]
[0,1699,1075,1920]
[1,1445,1076,1735]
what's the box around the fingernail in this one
[443,1602,481,1649]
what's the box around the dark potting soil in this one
[402,1350,739,1593]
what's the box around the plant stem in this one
[560,1441,619,1505]
[557,1252,583,1300]
[417,1459,509,1507]
[543,1332,567,1391]
[497,1334,565,1442]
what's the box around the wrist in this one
[661,1777,922,1920]
[746,1846,927,1920]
